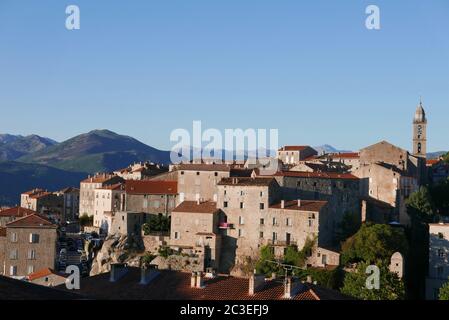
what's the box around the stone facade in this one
[20,189,63,222]
[108,211,145,237]
[56,187,80,222]
[426,223,449,300]
[93,184,125,233]
[277,146,318,165]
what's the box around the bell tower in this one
[413,100,427,158]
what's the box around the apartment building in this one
[125,180,178,217]
[79,173,124,217]
[1,214,57,279]
[277,146,318,165]
[426,223,449,300]
[170,201,222,270]
[56,187,80,222]
[93,183,125,233]
[0,207,36,227]
[20,189,63,222]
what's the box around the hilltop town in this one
[1,102,449,300]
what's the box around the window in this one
[196,172,200,176]
[10,249,18,260]
[259,231,264,239]
[438,249,445,258]
[272,232,277,241]
[239,216,245,225]
[10,232,18,243]
[286,218,292,226]
[260,191,264,197]
[29,233,39,244]
[9,266,17,276]
[240,202,244,209]
[28,249,36,260]
[259,203,265,210]
[174,231,180,240]
[223,201,228,208]
[224,190,227,195]
[214,172,218,177]
[260,218,265,225]
[27,265,34,275]
[272,217,278,226]
[439,232,445,239]
[238,229,244,237]
[240,191,244,196]
[181,171,184,175]
[122,216,125,221]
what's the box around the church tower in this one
[413,100,427,158]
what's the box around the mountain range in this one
[0,129,446,206]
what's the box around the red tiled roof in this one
[274,171,359,180]
[28,268,67,282]
[218,177,276,186]
[279,146,309,151]
[270,200,328,212]
[172,201,218,214]
[57,268,351,300]
[0,206,36,218]
[98,183,125,191]
[6,214,56,228]
[427,159,440,166]
[126,180,177,195]
[177,163,231,172]
[22,188,46,195]
[81,174,117,183]
[330,152,360,159]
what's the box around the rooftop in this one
[81,173,118,183]
[275,171,359,180]
[6,213,57,229]
[270,200,328,212]
[28,268,68,282]
[57,268,351,300]
[177,163,231,172]
[125,180,178,195]
[278,146,309,152]
[172,201,218,214]
[0,206,36,218]
[218,177,276,186]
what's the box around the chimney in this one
[110,263,128,282]
[190,272,197,288]
[249,270,265,295]
[284,276,293,299]
[297,199,301,207]
[281,200,285,209]
[196,271,205,288]
[140,265,159,285]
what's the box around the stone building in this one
[265,171,361,240]
[20,189,63,222]
[108,211,145,237]
[79,173,124,217]
[93,183,125,234]
[27,267,68,287]
[56,187,79,222]
[426,223,449,300]
[427,159,449,185]
[125,180,178,218]
[1,214,57,278]
[114,162,168,180]
[277,146,318,165]
[328,152,361,171]
[170,201,222,270]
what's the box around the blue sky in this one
[0,0,448,152]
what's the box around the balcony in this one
[263,239,297,247]
[219,222,234,229]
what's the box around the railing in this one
[219,222,234,229]
[263,239,297,246]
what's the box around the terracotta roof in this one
[274,171,359,180]
[330,152,360,159]
[177,163,231,172]
[6,214,57,228]
[172,201,218,214]
[0,275,82,300]
[81,174,117,183]
[30,191,52,199]
[22,188,46,195]
[218,177,276,186]
[59,187,79,193]
[126,180,177,195]
[97,183,125,191]
[0,206,36,218]
[57,268,351,300]
[270,200,328,212]
[279,146,309,151]
[28,268,67,282]
[427,159,440,166]
[0,227,6,237]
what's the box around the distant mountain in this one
[313,144,352,155]
[19,129,171,174]
[0,134,58,161]
[0,161,86,206]
[427,151,447,159]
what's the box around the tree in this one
[406,186,434,222]
[255,245,279,276]
[79,213,93,227]
[443,152,449,164]
[283,237,315,268]
[341,223,408,265]
[144,214,171,234]
[439,278,449,300]
[341,261,405,300]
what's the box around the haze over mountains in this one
[0,129,446,206]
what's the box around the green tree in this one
[439,279,449,300]
[145,214,171,233]
[79,213,93,227]
[406,186,434,222]
[430,179,449,216]
[283,237,315,268]
[255,245,280,276]
[341,223,408,265]
[341,261,405,300]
